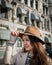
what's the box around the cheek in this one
[29,44,33,49]
[25,43,33,50]
[28,42,33,48]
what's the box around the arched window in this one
[16,37,22,48]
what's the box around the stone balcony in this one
[0,18,27,32]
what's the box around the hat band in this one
[25,32,34,36]
[25,32,32,34]
[25,32,40,38]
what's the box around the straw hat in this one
[19,26,44,44]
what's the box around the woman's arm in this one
[4,32,19,65]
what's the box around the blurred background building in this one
[48,0,52,35]
[0,0,52,62]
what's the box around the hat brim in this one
[19,32,45,44]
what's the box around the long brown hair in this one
[23,35,48,65]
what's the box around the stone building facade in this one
[0,0,52,54]
[48,0,52,35]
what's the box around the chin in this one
[25,48,30,51]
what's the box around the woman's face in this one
[22,35,33,52]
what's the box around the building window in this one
[31,20,35,26]
[46,7,48,15]
[24,0,28,5]
[17,14,22,23]
[47,20,50,31]
[49,7,52,16]
[24,11,30,25]
[42,23,44,30]
[19,14,22,23]
[0,40,6,47]
[51,19,52,33]
[45,0,48,3]
[36,21,40,28]
[25,17,28,24]
[44,19,47,30]
[30,0,33,8]
[43,5,45,14]
[0,8,8,19]
[35,1,38,10]
[16,37,22,47]
[18,0,21,1]
[25,17,30,25]
[0,12,8,19]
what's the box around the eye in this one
[26,39,30,41]
[22,39,30,42]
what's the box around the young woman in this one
[4,26,49,65]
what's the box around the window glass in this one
[46,8,48,15]
[24,11,30,25]
[0,8,8,19]
[24,0,28,5]
[44,19,46,30]
[43,5,45,14]
[18,0,21,1]
[31,20,35,26]
[30,0,33,8]
[36,21,40,28]
[16,37,22,47]
[47,20,50,31]
[35,1,38,10]
[0,40,6,47]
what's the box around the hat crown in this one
[24,26,41,38]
